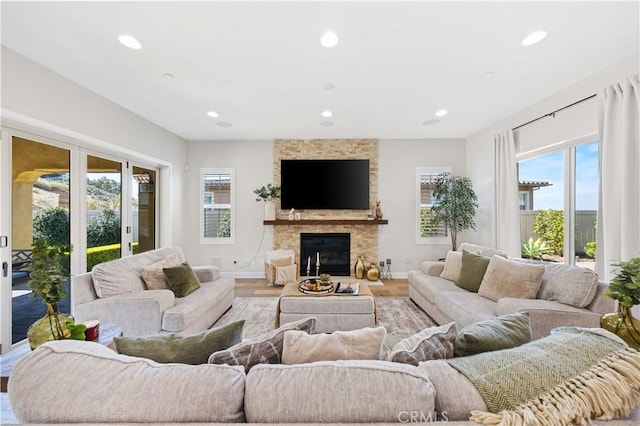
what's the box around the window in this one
[416,167,451,244]
[200,168,235,244]
[518,192,529,210]
[517,139,598,269]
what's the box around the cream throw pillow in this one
[282,326,386,364]
[439,251,463,282]
[275,264,297,285]
[140,254,180,290]
[478,255,545,302]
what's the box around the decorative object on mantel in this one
[26,239,80,350]
[366,263,380,281]
[288,208,295,221]
[600,257,640,349]
[430,173,478,251]
[354,256,365,279]
[375,201,383,219]
[254,183,280,221]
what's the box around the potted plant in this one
[26,239,78,349]
[430,173,479,251]
[601,257,640,348]
[254,183,281,221]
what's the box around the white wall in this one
[185,140,274,274]
[466,53,639,247]
[1,47,188,247]
[378,139,467,274]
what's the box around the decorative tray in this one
[298,279,334,294]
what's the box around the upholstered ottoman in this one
[276,282,376,333]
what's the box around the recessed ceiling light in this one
[323,82,336,91]
[320,31,339,48]
[320,121,334,127]
[118,34,142,50]
[484,71,495,78]
[163,73,175,80]
[521,30,547,46]
[422,119,440,126]
[206,111,219,118]
[321,110,333,118]
[435,109,448,118]
[216,121,233,128]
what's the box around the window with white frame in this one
[416,167,451,244]
[200,168,235,244]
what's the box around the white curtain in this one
[596,75,640,290]
[494,130,521,257]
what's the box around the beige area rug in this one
[214,297,437,344]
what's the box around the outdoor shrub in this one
[86,244,121,271]
[521,237,549,260]
[585,241,596,258]
[533,209,564,255]
[33,206,70,246]
[87,209,121,247]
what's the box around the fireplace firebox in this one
[300,233,350,277]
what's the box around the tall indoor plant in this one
[601,257,640,349]
[26,239,75,349]
[254,183,280,221]
[431,173,479,251]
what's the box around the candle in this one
[316,252,320,266]
[308,256,311,267]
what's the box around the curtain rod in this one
[512,94,597,131]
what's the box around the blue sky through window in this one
[518,141,598,210]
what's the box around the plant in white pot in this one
[254,183,280,221]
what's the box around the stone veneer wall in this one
[272,139,380,275]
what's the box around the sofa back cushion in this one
[244,360,435,423]
[458,242,509,258]
[538,262,599,308]
[92,246,185,298]
[9,340,245,424]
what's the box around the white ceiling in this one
[2,1,639,141]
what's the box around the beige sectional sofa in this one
[408,243,614,339]
[72,246,235,336]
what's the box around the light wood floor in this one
[234,278,409,297]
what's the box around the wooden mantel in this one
[264,219,388,226]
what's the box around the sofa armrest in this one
[73,290,175,337]
[192,265,221,282]
[496,297,602,340]
[585,281,615,315]
[420,261,445,276]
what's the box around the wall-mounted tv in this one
[280,159,370,210]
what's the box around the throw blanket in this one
[447,328,640,425]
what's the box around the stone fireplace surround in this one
[271,139,382,276]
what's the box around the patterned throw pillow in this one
[114,320,244,365]
[385,322,458,366]
[208,317,317,372]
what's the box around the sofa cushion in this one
[114,320,244,364]
[9,340,245,424]
[282,326,386,364]
[140,254,180,290]
[244,360,435,423]
[537,261,599,308]
[435,291,497,327]
[163,262,201,297]
[456,250,490,292]
[478,255,544,302]
[439,251,463,282]
[408,271,467,304]
[208,317,317,372]
[419,360,487,421]
[385,322,457,366]
[454,312,531,357]
[458,242,510,258]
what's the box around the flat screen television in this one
[280,159,370,210]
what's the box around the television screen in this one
[280,159,370,210]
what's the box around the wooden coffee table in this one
[276,281,376,333]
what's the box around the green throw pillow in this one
[455,250,490,292]
[114,320,245,364]
[163,261,200,297]
[454,312,531,357]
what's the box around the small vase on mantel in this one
[27,302,74,350]
[264,201,276,221]
[354,257,365,279]
[600,305,640,349]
